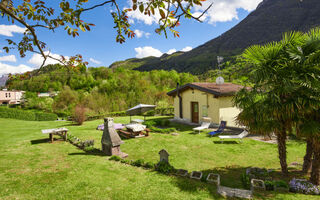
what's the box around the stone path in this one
[217,186,253,199]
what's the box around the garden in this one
[0,116,319,199]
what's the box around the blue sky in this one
[0,0,263,75]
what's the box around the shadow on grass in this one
[169,165,306,199]
[58,123,79,127]
[30,138,50,144]
[68,148,106,156]
[213,141,239,144]
[169,165,248,198]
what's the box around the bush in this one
[0,107,57,121]
[83,146,95,152]
[143,119,176,134]
[274,180,289,189]
[265,180,275,191]
[143,162,155,169]
[73,105,86,125]
[109,155,121,161]
[120,159,130,164]
[156,161,175,174]
[241,172,251,189]
[34,112,57,121]
[132,159,145,167]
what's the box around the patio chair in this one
[193,122,211,134]
[218,130,249,143]
[208,121,227,137]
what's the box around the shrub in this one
[120,159,130,164]
[84,146,95,152]
[109,155,121,161]
[73,105,86,125]
[34,112,57,121]
[132,159,145,167]
[0,107,57,121]
[143,120,157,128]
[274,180,289,189]
[143,162,155,169]
[265,180,275,191]
[156,161,175,174]
[241,173,251,189]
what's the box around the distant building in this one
[0,89,25,105]
[37,92,59,98]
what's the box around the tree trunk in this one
[310,139,320,185]
[277,131,288,174]
[302,138,313,173]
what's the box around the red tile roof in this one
[167,82,248,97]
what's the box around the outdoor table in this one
[41,128,68,143]
[125,123,146,132]
[130,119,144,124]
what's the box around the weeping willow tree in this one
[234,28,320,184]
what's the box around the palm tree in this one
[236,28,320,184]
[286,28,320,184]
[235,32,305,174]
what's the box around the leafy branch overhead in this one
[0,0,211,71]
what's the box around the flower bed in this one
[289,179,320,195]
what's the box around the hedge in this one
[0,107,57,121]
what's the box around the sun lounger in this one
[208,121,226,136]
[218,130,249,143]
[193,122,211,134]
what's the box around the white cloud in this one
[134,29,151,38]
[125,0,262,25]
[194,0,262,24]
[0,62,33,75]
[28,51,69,67]
[167,49,177,55]
[134,29,144,38]
[89,58,101,65]
[181,46,192,52]
[0,24,26,37]
[0,55,16,62]
[125,0,165,25]
[135,46,163,58]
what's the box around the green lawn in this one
[0,117,317,199]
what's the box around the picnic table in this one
[117,124,150,139]
[41,128,68,143]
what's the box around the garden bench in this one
[41,128,68,143]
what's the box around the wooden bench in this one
[42,128,68,143]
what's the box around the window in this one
[5,93,7,98]
[202,105,208,117]
[8,93,11,98]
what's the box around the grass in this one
[0,117,318,199]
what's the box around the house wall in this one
[172,89,240,127]
[0,91,24,104]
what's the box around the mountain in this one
[110,0,320,74]
[0,75,8,87]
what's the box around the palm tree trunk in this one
[277,131,288,174]
[310,139,320,185]
[302,138,313,173]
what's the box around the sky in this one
[0,0,263,75]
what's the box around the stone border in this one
[207,173,220,185]
[190,171,202,180]
[175,169,188,177]
[251,179,266,191]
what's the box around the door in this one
[191,102,199,123]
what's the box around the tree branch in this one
[0,3,47,71]
[81,1,113,12]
